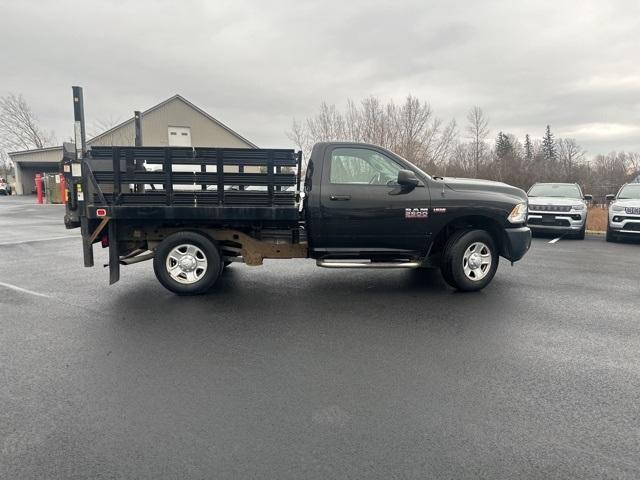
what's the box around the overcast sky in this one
[1,0,639,155]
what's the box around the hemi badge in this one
[96,208,107,217]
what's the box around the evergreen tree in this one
[542,125,556,161]
[495,131,512,159]
[524,134,532,161]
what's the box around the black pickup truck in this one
[62,90,531,295]
[62,140,531,294]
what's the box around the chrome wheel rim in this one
[166,244,208,285]
[462,242,492,281]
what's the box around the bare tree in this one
[0,150,12,179]
[288,94,457,173]
[447,141,475,177]
[0,93,55,185]
[87,115,122,139]
[556,138,585,180]
[0,93,55,152]
[465,106,489,176]
[305,102,345,143]
[358,96,388,147]
[287,99,640,195]
[286,118,312,170]
[624,152,640,179]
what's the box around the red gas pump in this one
[35,173,43,204]
[60,175,67,205]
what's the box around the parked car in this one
[0,177,11,195]
[526,183,592,239]
[605,183,640,242]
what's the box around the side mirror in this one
[397,169,419,188]
[583,194,593,202]
[605,194,615,202]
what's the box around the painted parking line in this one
[0,281,51,298]
[549,237,562,244]
[0,235,79,246]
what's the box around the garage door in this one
[168,126,191,147]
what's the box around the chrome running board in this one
[316,259,421,269]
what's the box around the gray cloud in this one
[1,0,638,155]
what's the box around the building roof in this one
[9,93,257,157]
[87,94,258,148]
[9,145,62,157]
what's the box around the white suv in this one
[527,183,591,239]
[606,183,640,242]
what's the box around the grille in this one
[528,216,571,227]
[624,207,640,215]
[529,204,571,212]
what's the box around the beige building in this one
[9,95,257,195]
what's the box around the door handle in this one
[330,195,351,201]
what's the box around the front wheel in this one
[440,229,499,292]
[153,231,222,295]
[606,226,617,243]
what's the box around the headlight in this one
[572,204,585,211]
[610,203,624,212]
[508,202,527,223]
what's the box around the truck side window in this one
[329,148,402,186]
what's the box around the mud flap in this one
[80,216,94,267]
[108,220,120,285]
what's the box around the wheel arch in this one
[430,214,508,258]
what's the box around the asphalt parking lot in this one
[1,196,639,479]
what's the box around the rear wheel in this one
[153,231,221,295]
[440,229,499,292]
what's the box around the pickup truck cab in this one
[606,183,640,242]
[526,182,592,239]
[62,140,531,295]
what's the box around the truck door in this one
[319,146,431,252]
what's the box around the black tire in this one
[440,229,499,292]
[575,224,586,240]
[153,231,221,295]
[606,226,617,243]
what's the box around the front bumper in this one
[527,212,585,233]
[502,226,532,262]
[609,213,640,235]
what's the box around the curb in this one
[586,230,605,236]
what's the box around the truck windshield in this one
[528,184,582,198]
[618,184,640,199]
